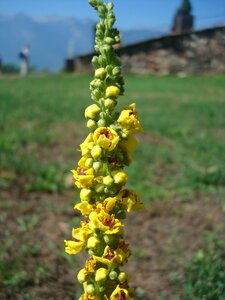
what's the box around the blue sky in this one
[1,0,225,30]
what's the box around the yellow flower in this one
[106,85,120,98]
[64,221,91,254]
[117,103,143,134]
[80,133,94,156]
[75,201,93,216]
[119,189,144,212]
[111,169,128,185]
[73,222,91,241]
[95,267,108,282]
[110,285,132,300]
[84,257,97,274]
[103,197,117,212]
[93,127,119,151]
[89,210,123,235]
[85,104,101,119]
[93,242,130,267]
[64,240,84,255]
[72,167,94,188]
[119,134,137,165]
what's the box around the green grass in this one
[174,233,225,300]
[0,74,225,200]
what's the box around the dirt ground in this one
[1,186,224,300]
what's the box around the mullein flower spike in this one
[65,0,143,298]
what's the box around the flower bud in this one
[112,67,120,76]
[105,37,114,45]
[95,183,105,193]
[109,270,118,280]
[93,161,102,172]
[111,169,128,185]
[86,283,96,296]
[92,56,99,67]
[118,272,127,283]
[85,157,93,168]
[95,67,106,79]
[80,188,92,201]
[104,98,116,109]
[103,175,114,186]
[85,104,100,119]
[97,119,106,127]
[77,268,87,283]
[95,267,108,282]
[91,145,102,159]
[107,2,114,10]
[87,236,100,248]
[106,86,120,98]
[87,119,98,130]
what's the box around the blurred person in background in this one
[19,45,29,77]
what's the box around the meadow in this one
[0,74,225,299]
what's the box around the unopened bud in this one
[106,86,120,98]
[109,270,118,280]
[93,161,102,172]
[104,98,116,109]
[95,267,108,282]
[103,175,114,186]
[87,119,98,130]
[85,104,100,119]
[95,67,106,79]
[95,183,105,193]
[77,268,87,283]
[118,272,127,283]
[91,145,102,159]
[86,283,96,296]
[98,119,106,127]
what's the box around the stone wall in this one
[75,26,225,75]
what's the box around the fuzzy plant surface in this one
[64,0,143,299]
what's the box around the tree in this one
[181,0,192,14]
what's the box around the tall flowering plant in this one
[65,0,143,299]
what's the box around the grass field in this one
[0,74,225,299]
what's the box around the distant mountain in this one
[0,14,167,72]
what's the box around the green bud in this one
[103,234,116,246]
[105,37,115,45]
[109,270,118,281]
[112,67,120,76]
[92,56,99,67]
[99,285,106,293]
[98,119,106,127]
[104,98,116,109]
[88,249,95,256]
[102,45,111,55]
[118,272,127,283]
[104,187,109,193]
[85,157,94,168]
[115,35,120,43]
[107,2,114,11]
[86,283,96,296]
[93,161,102,172]
[95,183,105,193]
[87,119,98,130]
